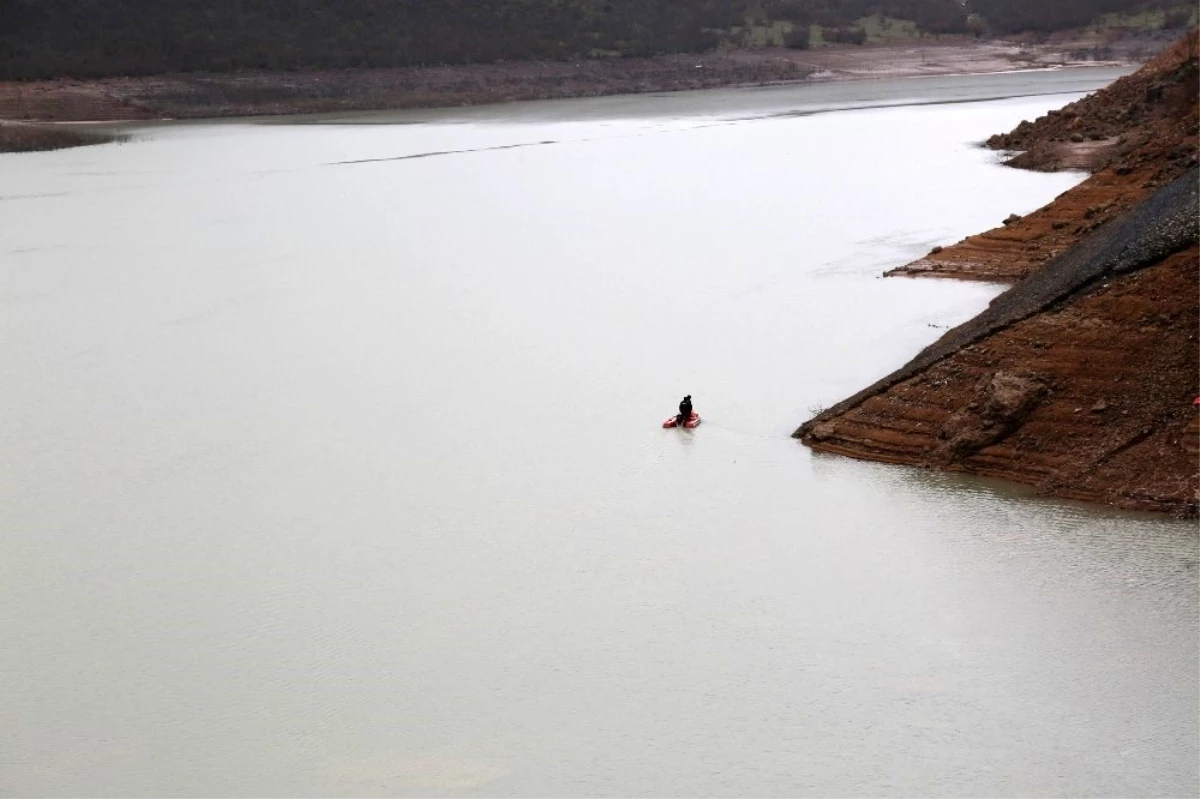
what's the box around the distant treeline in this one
[969,0,1182,33]
[0,0,1190,79]
[763,0,968,34]
[0,0,744,77]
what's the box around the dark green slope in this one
[0,0,1188,80]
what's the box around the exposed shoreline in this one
[796,31,1200,516]
[0,36,1167,151]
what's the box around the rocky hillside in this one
[797,30,1200,515]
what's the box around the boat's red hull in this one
[663,413,701,429]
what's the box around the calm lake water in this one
[2,68,1196,797]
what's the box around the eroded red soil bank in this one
[888,32,1198,282]
[798,30,1200,515]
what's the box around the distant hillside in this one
[0,0,1195,80]
[969,0,1196,34]
[0,0,959,78]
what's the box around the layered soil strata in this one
[888,31,1198,282]
[801,244,1198,514]
[797,32,1200,515]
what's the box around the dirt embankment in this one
[797,30,1200,515]
[889,32,1198,282]
[0,37,1156,135]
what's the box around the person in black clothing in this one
[677,395,693,427]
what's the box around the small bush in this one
[965,14,990,39]
[823,26,866,45]
[1161,10,1191,29]
[784,26,811,50]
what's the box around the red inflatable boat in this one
[663,413,701,429]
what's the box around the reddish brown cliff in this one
[799,31,1200,515]
[889,31,1198,283]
